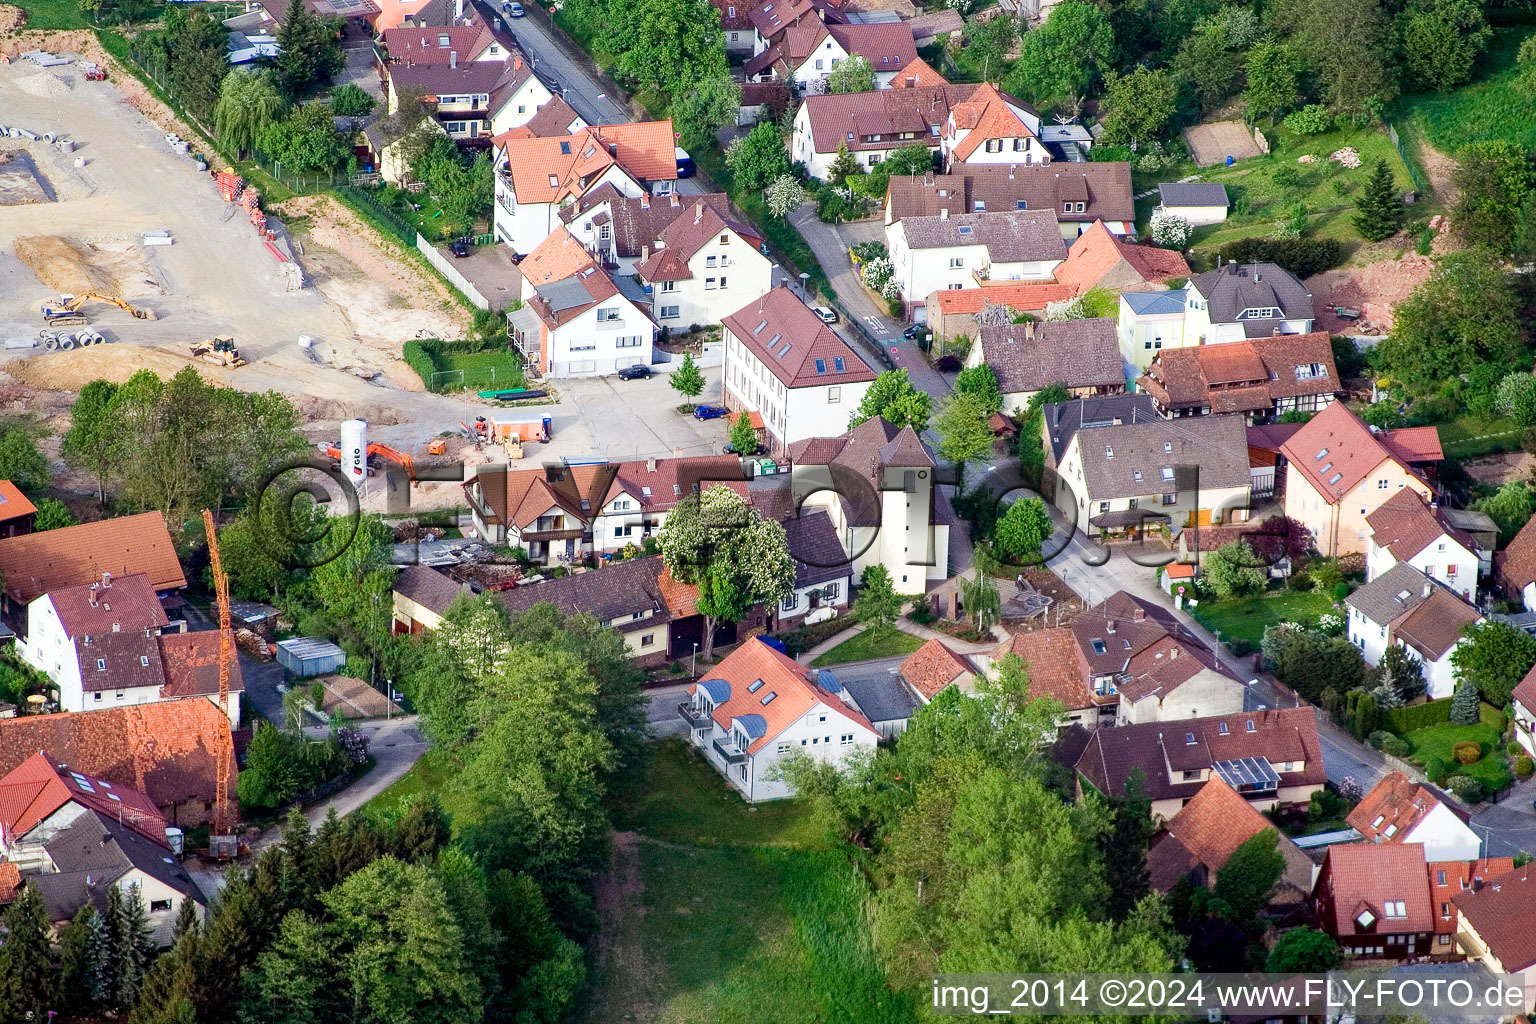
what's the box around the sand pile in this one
[16,235,111,293]
[0,5,26,33]
[15,70,73,98]
[5,345,219,391]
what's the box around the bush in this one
[1420,755,1449,783]
[1228,637,1254,656]
[1150,209,1192,249]
[1217,236,1343,278]
[1510,741,1524,757]
[1283,104,1332,134]
[1453,740,1483,765]
[1367,729,1394,750]
[1286,571,1312,592]
[1380,735,1411,757]
[1382,697,1452,734]
[1331,581,1350,602]
[1447,775,1485,803]
[1519,756,1535,779]
[1481,703,1509,733]
[1308,787,1344,820]
[936,354,962,372]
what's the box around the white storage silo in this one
[340,418,368,489]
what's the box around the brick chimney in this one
[1132,606,1144,622]
[450,50,458,68]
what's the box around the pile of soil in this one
[1306,253,1436,333]
[0,5,26,33]
[5,345,221,390]
[15,234,111,293]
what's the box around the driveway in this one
[1469,775,1536,857]
[557,367,733,461]
[335,37,383,100]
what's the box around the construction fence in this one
[1386,123,1429,195]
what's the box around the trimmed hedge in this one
[1216,237,1343,278]
[1480,702,1509,734]
[1382,697,1452,735]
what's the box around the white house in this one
[560,189,738,275]
[491,120,679,254]
[1365,489,1483,603]
[1347,771,1483,863]
[488,61,557,137]
[886,208,1066,303]
[635,202,775,331]
[1182,261,1315,346]
[1344,563,1481,700]
[1117,290,1190,374]
[940,82,1046,168]
[385,61,512,143]
[720,285,877,454]
[743,20,917,90]
[681,636,879,801]
[784,416,952,596]
[1513,667,1536,760]
[510,228,655,378]
[963,318,1124,414]
[1156,182,1229,227]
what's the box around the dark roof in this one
[393,564,473,616]
[825,22,917,73]
[785,417,935,527]
[885,163,1134,226]
[157,629,247,699]
[387,60,508,97]
[800,84,974,155]
[1042,394,1159,463]
[977,318,1120,398]
[1452,863,1536,971]
[1158,182,1229,208]
[1366,489,1479,563]
[45,809,201,902]
[1068,414,1251,501]
[782,509,849,587]
[75,630,165,693]
[897,209,1066,263]
[839,672,920,724]
[1187,262,1314,326]
[721,285,876,389]
[636,203,759,282]
[1138,331,1339,415]
[509,95,585,139]
[495,556,669,632]
[561,188,739,259]
[1075,707,1324,803]
[1393,588,1480,661]
[1344,562,1433,627]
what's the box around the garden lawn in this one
[588,739,915,1023]
[357,747,479,827]
[403,339,524,392]
[1393,29,1536,153]
[1404,723,1511,791]
[1192,590,1336,647]
[11,0,88,29]
[810,626,925,667]
[1435,412,1522,458]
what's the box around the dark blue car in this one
[693,404,728,420]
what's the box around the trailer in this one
[469,414,552,443]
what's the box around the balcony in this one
[677,702,711,730]
[712,737,748,764]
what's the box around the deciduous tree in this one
[1212,829,1284,920]
[826,54,875,93]
[1004,0,1114,112]
[1373,249,1524,391]
[215,69,287,158]
[1099,66,1179,145]
[934,391,993,489]
[852,368,932,432]
[671,75,741,146]
[954,364,1002,414]
[1244,39,1302,124]
[994,498,1053,566]
[0,426,48,494]
[1451,141,1536,252]
[1266,926,1340,971]
[1399,0,1490,91]
[853,563,903,629]
[669,352,705,407]
[725,121,790,191]
[1451,619,1536,708]
[615,0,729,93]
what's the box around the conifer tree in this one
[0,883,57,1020]
[828,140,859,185]
[112,883,153,1010]
[1354,158,1404,241]
[59,905,105,1015]
[392,793,452,864]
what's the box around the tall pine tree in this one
[0,883,57,1020]
[1098,769,1154,920]
[59,904,106,1016]
[112,883,154,1010]
[1354,158,1404,241]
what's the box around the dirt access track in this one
[0,35,471,430]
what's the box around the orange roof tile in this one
[1318,843,1434,938]
[0,512,187,605]
[158,630,247,699]
[1346,770,1446,843]
[688,637,874,752]
[495,121,678,207]
[0,749,166,845]
[890,55,948,88]
[930,282,1077,316]
[0,481,37,524]
[520,227,597,286]
[949,83,1036,162]
[1054,220,1190,295]
[1279,402,1418,504]
[1431,856,1514,936]
[898,639,974,700]
[993,627,1090,710]
[1147,777,1282,890]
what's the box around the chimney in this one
[1254,271,1262,283]
[1424,582,1433,598]
[695,201,703,225]
[939,207,948,220]
[670,194,680,208]
[513,55,523,71]
[640,193,650,209]
[102,572,112,588]
[89,584,99,608]
[1169,646,1178,660]
[608,142,618,157]
[646,457,657,472]
[450,50,457,68]
[1132,606,1144,622]
[1024,320,1034,340]
[642,244,650,262]
[1227,261,1238,275]
[1106,619,1116,634]
[1272,327,1281,337]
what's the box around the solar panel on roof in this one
[1211,756,1279,792]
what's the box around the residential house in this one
[886,208,1066,304]
[1280,402,1436,557]
[497,95,588,141]
[1049,412,1252,536]
[385,61,514,144]
[510,227,655,378]
[392,563,473,634]
[963,318,1123,415]
[995,626,1098,726]
[491,120,679,253]
[1365,488,1483,602]
[1074,707,1325,819]
[0,700,237,827]
[791,85,967,179]
[754,498,855,629]
[1136,331,1340,423]
[360,117,448,183]
[744,21,918,90]
[378,22,514,67]
[588,455,751,555]
[889,55,948,89]
[0,481,36,538]
[1156,182,1229,226]
[1430,856,1515,956]
[0,512,187,623]
[884,163,1135,239]
[1348,770,1482,862]
[738,82,793,126]
[561,189,743,275]
[1038,392,1159,503]
[746,0,822,57]
[720,285,877,454]
[680,636,879,801]
[635,202,775,330]
[1344,563,1481,699]
[1117,289,1190,374]
[1452,862,1536,1004]
[1145,777,1313,902]
[1497,516,1536,611]
[781,416,953,595]
[940,82,1046,167]
[1052,220,1190,296]
[1314,843,1435,961]
[155,631,247,728]
[898,638,976,705]
[1184,261,1316,345]
[838,672,920,738]
[493,556,681,667]
[0,752,203,946]
[835,638,972,739]
[711,0,757,52]
[921,281,1077,345]
[1512,666,1536,760]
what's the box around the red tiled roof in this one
[0,512,187,605]
[928,282,1076,316]
[1499,516,1536,595]
[687,637,875,752]
[1380,426,1444,464]
[0,481,36,524]
[1138,332,1339,415]
[948,83,1036,162]
[1515,663,1536,714]
[495,121,677,206]
[721,284,876,389]
[381,24,497,64]
[898,639,973,700]
[1365,488,1476,562]
[1147,777,1284,891]
[157,630,247,699]
[0,749,165,846]
[1346,770,1443,843]
[43,572,168,638]
[1318,843,1434,938]
[1451,864,1536,970]
[992,627,1089,710]
[1054,220,1189,294]
[890,56,947,89]
[1431,857,1514,936]
[1279,402,1417,504]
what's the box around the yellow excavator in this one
[39,292,156,326]
[190,335,246,368]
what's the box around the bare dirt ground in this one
[1306,253,1436,333]
[585,831,658,1023]
[1183,121,1265,167]
[1462,452,1535,488]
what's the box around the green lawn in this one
[809,626,925,668]
[588,740,914,1023]
[1404,723,1512,790]
[1192,590,1337,646]
[358,747,479,827]
[10,0,88,29]
[402,339,524,392]
[1393,29,1536,154]
[1436,412,1523,458]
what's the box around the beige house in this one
[391,564,472,634]
[1280,402,1439,557]
[1451,863,1536,1010]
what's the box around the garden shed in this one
[276,636,348,678]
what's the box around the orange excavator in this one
[318,440,417,480]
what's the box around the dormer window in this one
[1356,908,1376,929]
[1104,445,1113,458]
[1245,720,1255,732]
[1371,815,1386,828]
[1185,732,1196,745]
[1218,722,1228,735]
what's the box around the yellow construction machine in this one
[39,292,156,326]
[190,335,246,367]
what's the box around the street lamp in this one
[798,272,810,302]
[691,641,699,677]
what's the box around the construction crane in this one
[318,440,417,480]
[39,292,156,326]
[201,508,236,847]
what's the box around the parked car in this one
[675,147,695,178]
[693,404,729,421]
[450,238,470,258]
[902,324,928,340]
[616,364,653,380]
[508,1,526,15]
[813,306,838,324]
[723,442,765,455]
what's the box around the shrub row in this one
[1217,236,1343,278]
[1381,697,1452,735]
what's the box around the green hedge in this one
[1216,236,1343,278]
[1480,702,1509,733]
[1383,697,1452,735]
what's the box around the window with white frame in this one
[660,280,678,293]
[827,386,840,403]
[597,307,621,321]
[659,306,680,319]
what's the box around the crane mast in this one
[202,508,234,839]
